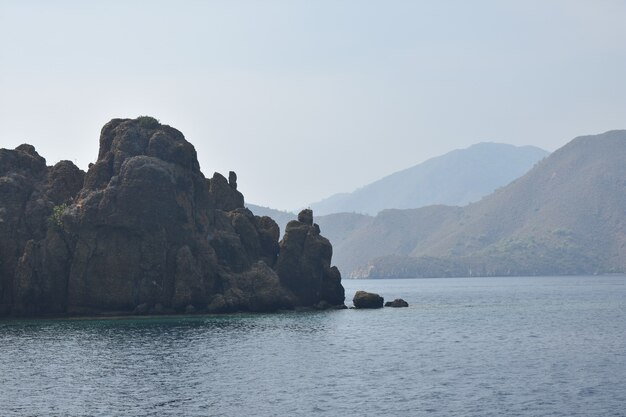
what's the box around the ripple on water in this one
[1,276,625,416]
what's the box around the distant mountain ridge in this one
[326,130,626,278]
[245,204,296,233]
[310,142,549,216]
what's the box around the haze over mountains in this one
[248,142,548,223]
[328,130,626,278]
[309,143,549,216]
[249,131,626,279]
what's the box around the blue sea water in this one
[1,276,625,417]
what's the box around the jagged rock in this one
[65,119,232,314]
[384,298,409,308]
[276,210,345,307]
[0,117,344,317]
[297,208,313,226]
[353,291,384,309]
[255,215,280,267]
[12,229,72,316]
[172,245,208,310]
[218,261,296,312]
[0,144,84,316]
[45,161,85,204]
[228,171,238,190]
[209,172,244,212]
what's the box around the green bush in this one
[136,115,160,128]
[48,204,68,229]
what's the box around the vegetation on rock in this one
[0,117,345,317]
[47,204,68,229]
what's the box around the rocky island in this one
[0,117,345,317]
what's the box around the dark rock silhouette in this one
[0,143,85,316]
[228,171,238,190]
[210,172,244,211]
[276,209,345,307]
[0,117,345,317]
[353,290,384,309]
[384,298,409,307]
[297,208,313,226]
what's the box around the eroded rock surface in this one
[0,117,345,316]
[353,290,384,309]
[276,210,345,307]
[0,144,84,316]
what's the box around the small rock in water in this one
[384,298,409,308]
[353,290,384,309]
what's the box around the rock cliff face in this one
[0,117,345,316]
[276,209,344,307]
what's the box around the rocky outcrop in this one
[276,210,345,307]
[0,117,345,317]
[209,172,244,212]
[297,208,313,226]
[0,143,85,316]
[353,291,384,309]
[384,298,409,307]
[228,171,238,189]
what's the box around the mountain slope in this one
[310,142,549,216]
[318,206,460,275]
[331,130,626,277]
[246,204,296,233]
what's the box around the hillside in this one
[246,204,296,232]
[310,142,549,216]
[331,130,626,277]
[245,204,373,252]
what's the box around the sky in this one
[1,1,625,210]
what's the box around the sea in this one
[1,276,625,417]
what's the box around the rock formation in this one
[352,291,384,309]
[0,117,345,317]
[384,298,409,308]
[276,210,345,307]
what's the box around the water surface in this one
[1,276,625,416]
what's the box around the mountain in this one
[310,142,549,216]
[0,117,344,317]
[328,130,626,277]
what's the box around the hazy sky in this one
[1,1,625,210]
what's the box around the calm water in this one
[1,276,625,416]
